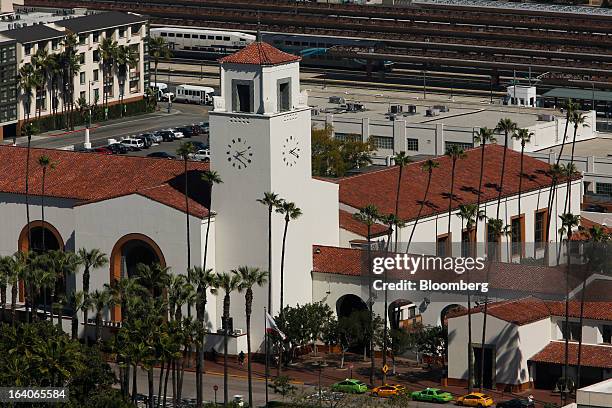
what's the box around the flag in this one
[265,311,286,340]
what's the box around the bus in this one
[175,84,215,105]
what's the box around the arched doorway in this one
[388,299,418,330]
[17,221,65,303]
[440,304,466,327]
[109,233,166,321]
[336,294,367,319]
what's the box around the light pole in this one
[167,68,172,114]
[423,70,427,100]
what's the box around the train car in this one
[262,33,393,71]
[150,27,255,59]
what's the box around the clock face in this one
[226,137,253,170]
[282,135,300,167]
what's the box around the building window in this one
[93,69,99,81]
[93,32,99,43]
[406,138,418,151]
[562,321,581,342]
[79,90,86,100]
[335,133,361,143]
[80,72,86,85]
[596,183,612,196]
[24,44,31,55]
[437,234,450,257]
[79,53,85,64]
[79,34,86,45]
[93,50,100,63]
[35,89,46,111]
[93,88,99,102]
[372,136,393,150]
[51,39,58,50]
[603,325,612,344]
[445,141,473,152]
[487,223,500,258]
[511,215,524,257]
[106,29,114,38]
[131,24,141,36]
[534,209,547,250]
[277,78,291,112]
[232,80,252,113]
[118,28,126,38]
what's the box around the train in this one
[151,26,393,71]
[150,27,256,59]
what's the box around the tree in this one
[134,262,171,298]
[555,99,578,165]
[494,118,517,220]
[18,63,35,124]
[352,204,380,385]
[31,47,49,124]
[11,251,29,325]
[99,37,118,118]
[512,128,533,255]
[275,200,302,311]
[407,159,439,252]
[89,288,111,344]
[115,45,138,116]
[148,36,171,95]
[76,248,108,342]
[445,145,467,237]
[564,110,589,214]
[21,122,38,253]
[311,125,375,177]
[177,142,196,313]
[61,33,80,130]
[37,155,55,251]
[235,266,268,408]
[559,211,580,405]
[257,192,281,313]
[46,53,61,127]
[413,325,447,361]
[389,328,413,374]
[0,256,13,322]
[189,266,217,408]
[214,272,241,405]
[67,290,86,340]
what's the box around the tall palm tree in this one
[89,288,111,345]
[511,128,533,252]
[555,99,578,165]
[494,118,517,220]
[18,63,35,124]
[544,163,564,251]
[135,263,171,299]
[12,251,29,325]
[67,290,86,340]
[257,192,281,312]
[115,45,138,116]
[564,110,589,213]
[31,47,49,124]
[61,33,79,129]
[99,37,118,117]
[235,266,268,408]
[559,212,580,405]
[37,155,55,251]
[392,152,411,251]
[148,36,171,93]
[407,159,439,252]
[214,272,241,406]
[189,266,218,408]
[46,53,61,127]
[445,145,467,237]
[177,142,196,312]
[47,250,79,326]
[275,200,302,311]
[353,204,381,385]
[201,170,222,296]
[76,248,108,341]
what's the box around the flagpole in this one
[264,307,269,407]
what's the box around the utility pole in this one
[423,70,427,100]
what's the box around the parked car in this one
[147,151,176,159]
[165,128,184,139]
[496,399,535,408]
[585,204,606,213]
[149,132,163,144]
[187,124,201,135]
[156,131,175,142]
[411,388,453,402]
[330,379,368,394]
[199,121,210,134]
[191,141,208,150]
[136,134,153,148]
[176,126,196,138]
[92,147,112,155]
[372,384,407,398]
[120,138,144,150]
[106,143,128,154]
[457,393,494,407]
[190,149,210,162]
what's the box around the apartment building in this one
[0,10,148,140]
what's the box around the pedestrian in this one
[238,351,245,367]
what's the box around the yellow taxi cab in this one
[371,384,407,398]
[457,392,495,407]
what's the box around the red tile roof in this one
[337,144,577,221]
[312,245,585,297]
[218,42,301,66]
[530,341,612,369]
[339,209,389,238]
[0,146,210,218]
[448,297,612,325]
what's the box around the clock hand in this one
[236,156,247,166]
[289,148,300,158]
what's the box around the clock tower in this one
[209,42,339,340]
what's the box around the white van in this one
[151,82,174,101]
[175,84,214,105]
[121,138,144,149]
